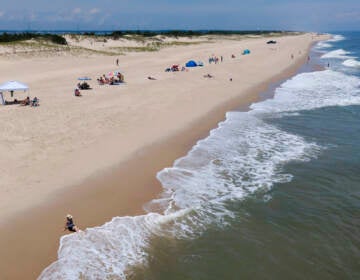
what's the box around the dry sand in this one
[0,32,328,279]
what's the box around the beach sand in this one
[0,32,328,279]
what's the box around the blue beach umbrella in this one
[78,77,92,81]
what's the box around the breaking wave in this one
[343,59,360,68]
[321,49,354,60]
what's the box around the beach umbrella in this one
[78,77,92,81]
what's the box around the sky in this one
[0,0,359,31]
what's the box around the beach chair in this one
[31,97,39,107]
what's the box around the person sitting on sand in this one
[64,214,79,232]
[98,77,105,85]
[74,88,81,97]
[20,96,30,106]
[203,74,213,78]
[103,74,110,84]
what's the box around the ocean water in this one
[39,32,360,280]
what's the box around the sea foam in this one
[328,34,346,42]
[316,41,332,50]
[343,59,360,68]
[321,49,354,60]
[251,70,360,113]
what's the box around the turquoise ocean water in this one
[39,32,360,280]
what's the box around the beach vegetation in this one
[109,45,159,53]
[0,32,67,45]
[76,30,294,40]
[108,40,207,53]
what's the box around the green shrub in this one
[0,32,67,45]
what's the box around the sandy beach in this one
[0,32,328,279]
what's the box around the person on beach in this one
[116,58,119,66]
[20,96,30,106]
[64,214,79,232]
[74,88,81,97]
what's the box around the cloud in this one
[335,11,360,21]
[0,11,4,18]
[72,8,81,15]
[89,8,100,15]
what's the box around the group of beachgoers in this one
[74,82,90,96]
[77,82,91,90]
[208,55,223,64]
[165,54,227,73]
[73,72,125,97]
[165,64,187,72]
[97,73,124,85]
[4,96,39,106]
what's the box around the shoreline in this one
[0,33,329,279]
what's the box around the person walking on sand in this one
[116,58,119,66]
[64,214,80,232]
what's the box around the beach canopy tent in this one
[186,60,197,67]
[0,81,29,105]
[242,49,251,55]
[0,80,29,91]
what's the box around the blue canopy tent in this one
[242,49,251,55]
[185,60,197,67]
